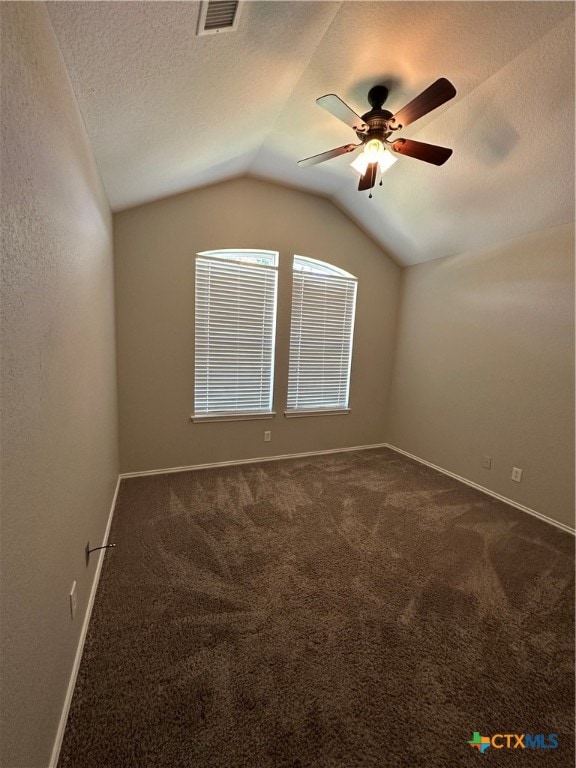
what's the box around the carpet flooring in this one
[59,448,575,767]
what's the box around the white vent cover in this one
[197,1,242,36]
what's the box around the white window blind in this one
[193,250,278,420]
[287,256,357,414]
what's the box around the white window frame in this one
[192,249,278,422]
[285,255,357,418]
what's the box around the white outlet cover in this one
[511,467,523,482]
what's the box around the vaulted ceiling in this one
[47,1,575,266]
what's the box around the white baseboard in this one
[121,442,574,534]
[49,475,121,768]
[384,443,575,536]
[119,443,389,479]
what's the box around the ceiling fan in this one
[298,78,457,193]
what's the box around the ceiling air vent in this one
[197,1,242,36]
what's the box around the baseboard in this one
[384,443,575,536]
[49,475,121,768]
[120,443,574,534]
[120,443,389,479]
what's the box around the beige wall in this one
[387,223,575,528]
[114,177,401,473]
[0,5,119,767]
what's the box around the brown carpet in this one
[59,448,575,767]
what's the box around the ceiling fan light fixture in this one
[351,142,397,176]
[364,138,383,163]
[350,153,370,176]
[377,148,397,174]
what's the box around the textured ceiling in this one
[47,1,575,266]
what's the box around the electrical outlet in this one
[482,455,492,469]
[511,467,523,482]
[69,581,77,620]
[264,430,271,442]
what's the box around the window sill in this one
[284,408,350,418]
[191,411,276,423]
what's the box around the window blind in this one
[194,253,278,418]
[287,267,357,412]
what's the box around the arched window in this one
[286,256,357,415]
[193,249,278,421]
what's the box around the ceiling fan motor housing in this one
[356,108,393,144]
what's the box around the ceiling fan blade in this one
[389,78,456,129]
[316,94,368,133]
[297,143,361,168]
[358,162,378,191]
[391,138,453,165]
